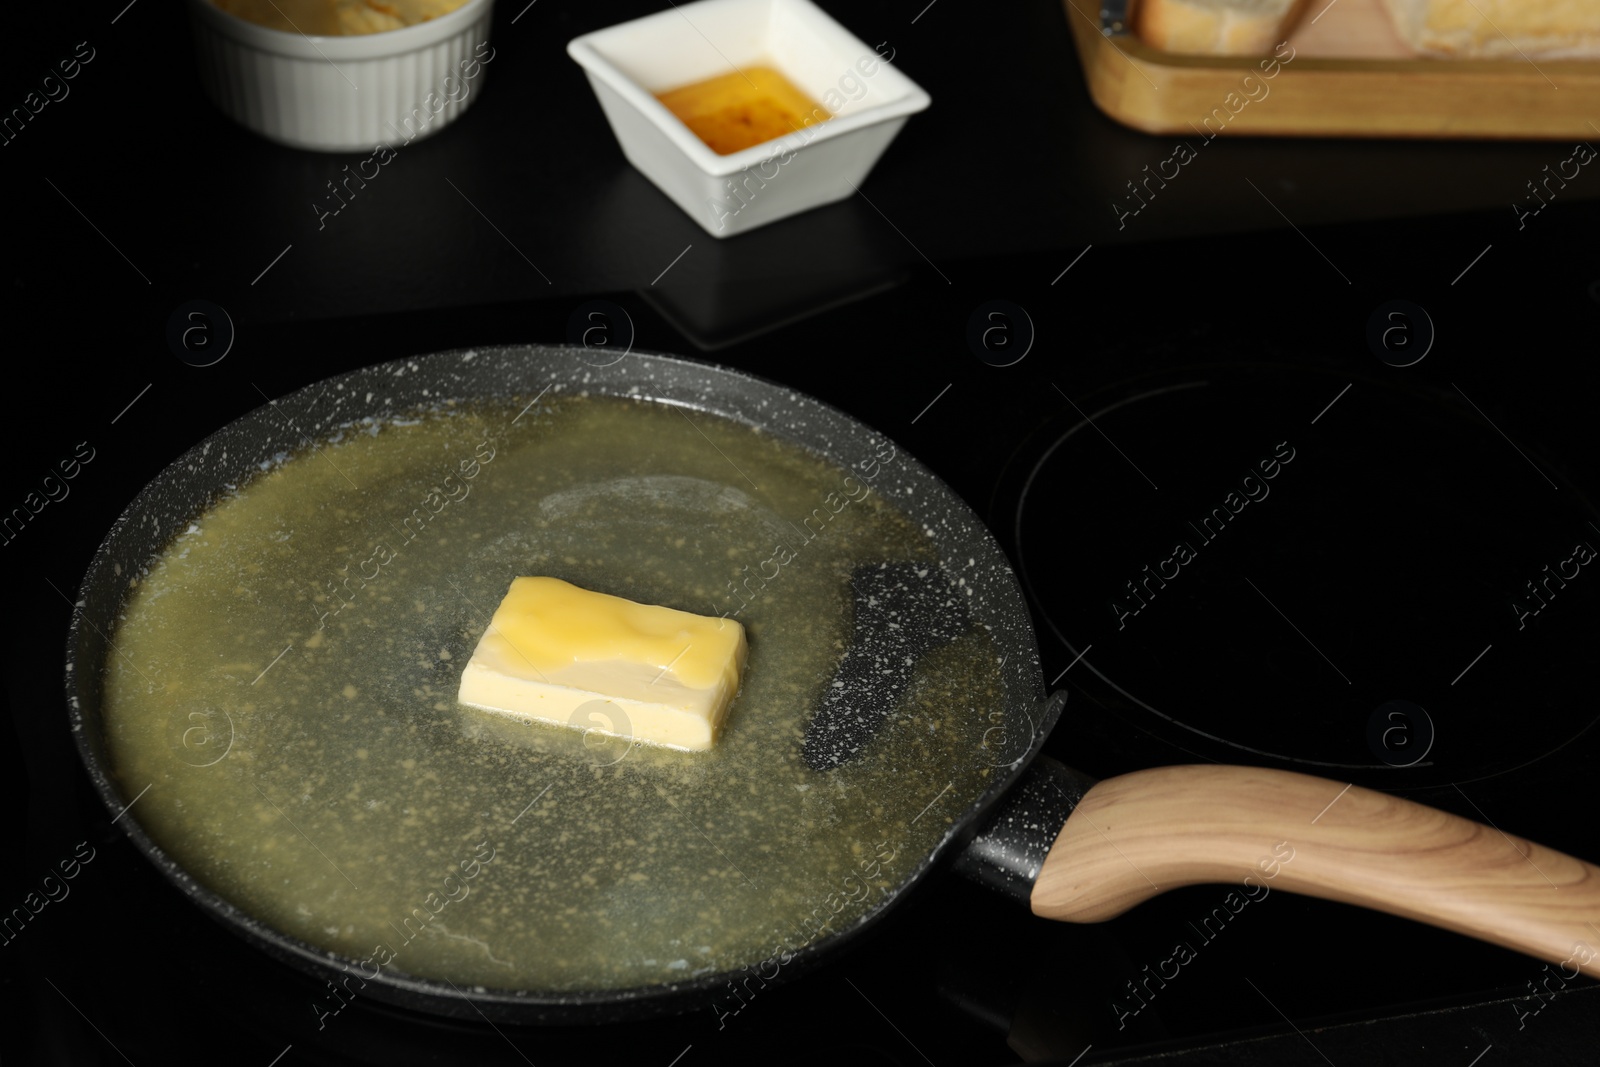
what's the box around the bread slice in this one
[1137,0,1311,55]
[1380,0,1600,59]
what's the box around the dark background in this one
[4,0,1599,1065]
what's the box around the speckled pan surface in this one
[65,345,1055,1022]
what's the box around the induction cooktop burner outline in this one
[1006,365,1600,790]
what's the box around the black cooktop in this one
[8,202,1600,1066]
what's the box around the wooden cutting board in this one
[1065,0,1600,138]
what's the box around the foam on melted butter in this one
[458,576,747,750]
[99,396,1006,994]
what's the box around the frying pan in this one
[66,345,1600,1025]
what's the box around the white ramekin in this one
[568,0,931,239]
[187,0,495,153]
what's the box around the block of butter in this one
[457,577,747,751]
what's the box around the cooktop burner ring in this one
[1006,364,1600,790]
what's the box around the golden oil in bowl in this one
[656,65,829,155]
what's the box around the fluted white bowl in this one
[187,0,495,153]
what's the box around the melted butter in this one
[656,64,828,155]
[100,396,1005,993]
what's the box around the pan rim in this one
[64,342,1055,1022]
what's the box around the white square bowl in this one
[567,0,931,238]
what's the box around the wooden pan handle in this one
[1031,765,1600,978]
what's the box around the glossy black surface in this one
[1007,366,1600,787]
[10,219,1598,1064]
[6,1,1600,327]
